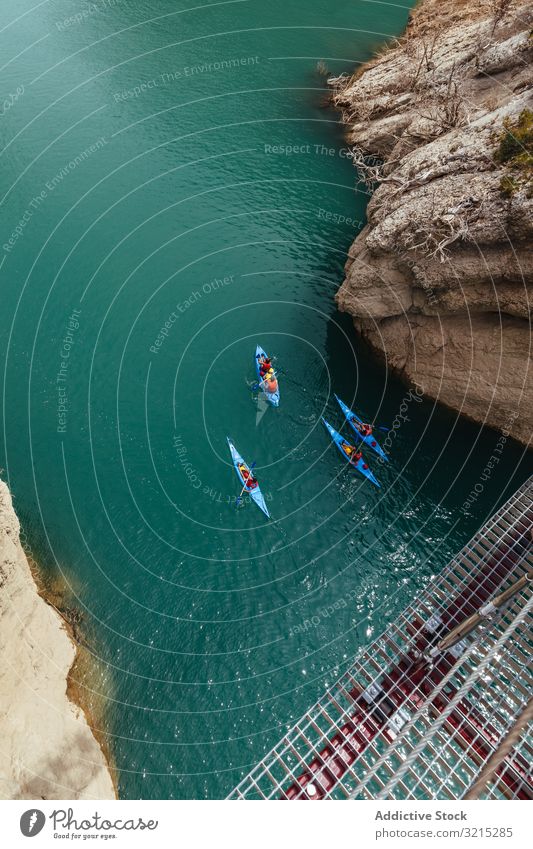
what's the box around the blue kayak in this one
[227,438,270,518]
[255,344,280,407]
[322,419,380,487]
[334,395,388,462]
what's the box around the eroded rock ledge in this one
[333,0,532,444]
[0,480,115,799]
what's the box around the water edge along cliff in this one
[0,480,115,799]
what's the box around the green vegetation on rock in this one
[496,109,533,195]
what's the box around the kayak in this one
[334,395,389,462]
[227,437,270,518]
[322,419,380,488]
[255,344,280,407]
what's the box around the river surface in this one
[0,0,530,798]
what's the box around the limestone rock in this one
[333,0,533,445]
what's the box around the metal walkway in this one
[229,477,533,800]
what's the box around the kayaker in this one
[342,442,362,462]
[259,357,272,377]
[355,419,373,437]
[240,465,258,489]
[266,369,278,393]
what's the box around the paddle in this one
[235,461,257,508]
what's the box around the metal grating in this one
[229,477,533,800]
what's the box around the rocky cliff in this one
[333,0,532,444]
[0,480,115,799]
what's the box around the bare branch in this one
[405,191,494,262]
[489,0,515,36]
[348,147,406,193]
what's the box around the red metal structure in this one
[229,477,533,800]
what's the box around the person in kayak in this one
[341,442,362,462]
[265,368,278,393]
[354,418,373,437]
[259,356,272,377]
[239,465,258,489]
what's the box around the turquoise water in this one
[0,0,530,799]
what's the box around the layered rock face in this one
[0,480,115,799]
[334,0,532,444]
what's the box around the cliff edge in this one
[333,0,532,444]
[0,479,115,799]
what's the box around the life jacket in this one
[267,379,278,393]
